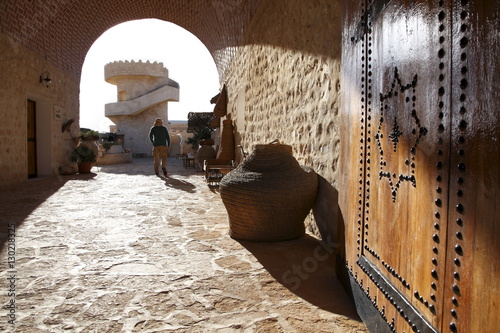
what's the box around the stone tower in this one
[104,60,180,156]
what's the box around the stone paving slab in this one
[0,157,367,332]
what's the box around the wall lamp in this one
[40,71,52,88]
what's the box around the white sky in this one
[79,19,220,132]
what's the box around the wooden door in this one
[27,99,37,178]
[339,1,499,332]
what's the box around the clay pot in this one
[78,161,94,174]
[196,142,216,167]
[216,119,235,161]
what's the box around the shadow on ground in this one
[239,234,362,321]
[0,173,96,250]
[161,175,197,193]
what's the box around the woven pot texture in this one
[220,143,318,241]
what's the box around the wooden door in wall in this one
[27,99,37,178]
[340,1,499,332]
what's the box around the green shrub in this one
[186,126,212,150]
[71,145,97,163]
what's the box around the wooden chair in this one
[204,159,235,186]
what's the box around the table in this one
[184,158,195,169]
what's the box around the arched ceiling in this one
[0,0,261,79]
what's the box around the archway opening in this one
[79,19,220,133]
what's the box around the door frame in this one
[27,99,37,178]
[26,95,52,178]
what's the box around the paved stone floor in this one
[0,157,367,332]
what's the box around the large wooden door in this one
[27,99,37,178]
[340,1,499,332]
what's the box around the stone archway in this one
[0,0,260,80]
[0,0,262,186]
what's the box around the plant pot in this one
[78,161,94,174]
[200,139,215,145]
[196,144,216,167]
[216,119,235,160]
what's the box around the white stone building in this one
[104,60,179,156]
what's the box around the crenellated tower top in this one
[105,60,169,84]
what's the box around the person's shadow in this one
[161,175,196,193]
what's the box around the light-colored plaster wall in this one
[108,102,169,157]
[105,61,179,157]
[168,123,194,156]
[105,60,171,100]
[221,0,342,238]
[0,33,80,188]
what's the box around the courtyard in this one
[0,157,366,332]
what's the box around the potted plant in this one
[79,128,100,141]
[186,126,212,151]
[186,126,216,167]
[71,144,97,173]
[102,142,113,152]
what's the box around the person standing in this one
[149,118,171,176]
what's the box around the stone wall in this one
[105,60,171,100]
[221,0,342,238]
[168,122,194,156]
[104,60,179,157]
[0,33,80,188]
[108,103,168,157]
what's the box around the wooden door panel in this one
[27,99,37,178]
[340,0,499,332]
[340,1,442,331]
[366,1,450,329]
[443,1,500,332]
[339,0,366,265]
